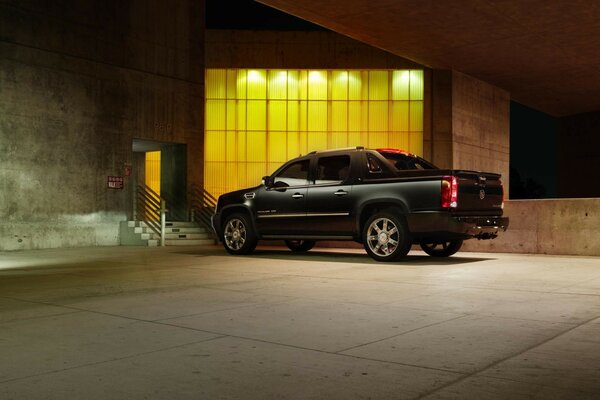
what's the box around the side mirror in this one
[262,175,274,188]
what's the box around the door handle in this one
[334,190,348,196]
[292,193,304,199]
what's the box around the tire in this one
[419,240,463,257]
[363,210,411,262]
[222,213,258,255]
[284,239,316,252]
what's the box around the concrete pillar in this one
[432,70,510,193]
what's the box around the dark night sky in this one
[206,0,324,31]
[206,0,558,199]
[510,103,557,198]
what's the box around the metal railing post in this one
[133,188,137,221]
[160,199,166,247]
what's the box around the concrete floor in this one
[1,246,600,399]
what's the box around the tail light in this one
[500,180,504,209]
[441,175,458,208]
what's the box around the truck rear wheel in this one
[222,213,258,255]
[363,211,411,262]
[420,240,463,257]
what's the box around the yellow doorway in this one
[145,151,161,195]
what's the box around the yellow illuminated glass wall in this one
[205,69,424,196]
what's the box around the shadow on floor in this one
[176,247,494,265]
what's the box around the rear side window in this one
[315,155,350,184]
[366,154,395,178]
[382,153,436,170]
[274,160,309,187]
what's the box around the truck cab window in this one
[367,154,395,178]
[315,155,350,184]
[274,160,309,187]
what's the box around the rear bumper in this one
[407,212,509,241]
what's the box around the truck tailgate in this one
[455,171,503,213]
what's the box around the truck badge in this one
[479,189,485,200]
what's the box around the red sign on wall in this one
[107,176,124,189]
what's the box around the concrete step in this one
[147,239,159,247]
[164,227,208,234]
[165,238,214,246]
[165,221,200,228]
[141,232,160,240]
[164,232,210,240]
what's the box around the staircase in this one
[119,184,218,247]
[121,220,214,247]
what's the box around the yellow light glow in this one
[145,151,161,195]
[205,69,424,197]
[309,70,324,82]
[247,70,262,82]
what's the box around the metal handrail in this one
[189,184,217,237]
[134,184,167,246]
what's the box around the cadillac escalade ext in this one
[212,147,509,262]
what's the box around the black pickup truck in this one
[212,147,508,262]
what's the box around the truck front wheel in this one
[222,213,258,255]
[419,240,463,257]
[363,211,411,262]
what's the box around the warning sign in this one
[107,176,124,189]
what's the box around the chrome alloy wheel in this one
[224,218,246,251]
[366,217,400,257]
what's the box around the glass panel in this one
[287,101,299,131]
[331,71,348,100]
[348,101,362,132]
[308,70,327,100]
[226,69,238,99]
[247,100,266,131]
[391,101,410,132]
[205,100,226,130]
[206,69,226,99]
[246,131,266,161]
[410,101,423,131]
[268,70,287,99]
[268,131,287,163]
[388,131,409,151]
[247,69,266,99]
[368,101,388,132]
[268,100,287,131]
[330,131,348,149]
[331,101,348,132]
[369,71,389,100]
[409,131,423,156]
[392,70,410,100]
[226,100,236,131]
[307,101,327,131]
[204,68,424,197]
[205,131,225,162]
[307,131,327,152]
[287,70,300,100]
[410,70,424,100]
[348,71,362,100]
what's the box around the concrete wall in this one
[463,199,600,256]
[432,70,510,193]
[558,111,600,198]
[0,0,204,250]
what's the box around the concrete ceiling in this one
[257,0,600,117]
